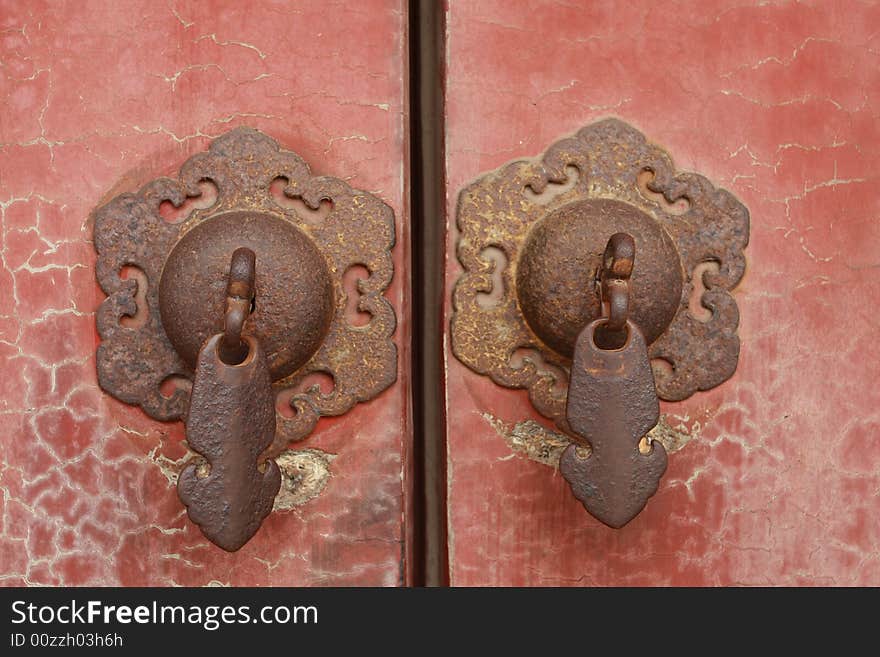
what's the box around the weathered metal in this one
[94,127,397,458]
[452,118,749,434]
[93,127,398,549]
[451,118,748,526]
[159,210,334,380]
[219,247,257,365]
[174,250,284,550]
[599,232,635,335]
[560,319,667,528]
[178,334,281,551]
[519,199,682,356]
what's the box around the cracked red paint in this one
[1,0,411,586]
[444,0,880,585]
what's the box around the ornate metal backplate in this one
[452,118,749,433]
[94,127,397,456]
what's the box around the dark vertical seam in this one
[409,0,448,587]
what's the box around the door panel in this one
[0,0,411,586]
[443,0,880,585]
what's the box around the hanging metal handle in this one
[93,128,400,553]
[559,234,667,528]
[177,249,281,551]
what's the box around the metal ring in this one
[219,248,256,365]
[602,232,635,279]
[603,278,629,333]
[223,299,249,348]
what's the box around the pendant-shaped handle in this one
[559,232,665,527]
[559,319,667,528]
[177,249,281,551]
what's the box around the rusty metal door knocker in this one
[93,127,397,550]
[452,119,749,527]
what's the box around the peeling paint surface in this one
[482,413,701,468]
[445,0,880,585]
[0,0,410,586]
[273,449,335,511]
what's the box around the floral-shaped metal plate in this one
[452,118,748,432]
[94,127,396,456]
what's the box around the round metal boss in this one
[516,198,683,358]
[159,210,335,381]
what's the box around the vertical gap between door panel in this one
[409,0,448,587]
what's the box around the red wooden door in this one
[0,0,412,586]
[3,0,877,590]
[443,0,880,585]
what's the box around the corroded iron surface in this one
[219,246,258,365]
[518,199,682,354]
[452,118,749,436]
[178,335,280,551]
[159,211,334,380]
[559,320,667,528]
[94,127,397,456]
[599,232,636,335]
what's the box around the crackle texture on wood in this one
[0,0,410,586]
